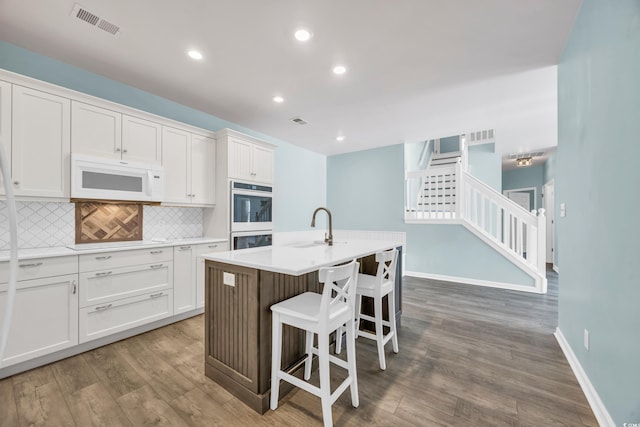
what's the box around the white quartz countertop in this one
[0,237,228,262]
[200,239,401,276]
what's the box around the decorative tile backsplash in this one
[0,201,204,250]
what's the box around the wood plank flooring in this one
[0,269,597,426]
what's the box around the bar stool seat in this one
[337,248,399,370]
[270,260,360,427]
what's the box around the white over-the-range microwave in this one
[71,154,164,202]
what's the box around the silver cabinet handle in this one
[208,244,218,248]
[179,246,191,250]
[149,292,164,298]
[95,271,112,277]
[150,264,163,269]
[95,304,112,311]
[150,250,163,254]
[72,280,77,295]
[19,262,43,268]
[95,255,112,260]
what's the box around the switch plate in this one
[584,329,589,350]
[223,272,235,287]
[560,203,566,217]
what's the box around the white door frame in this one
[503,187,537,211]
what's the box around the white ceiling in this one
[0,0,581,157]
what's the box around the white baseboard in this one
[404,271,542,294]
[553,264,560,273]
[554,328,615,427]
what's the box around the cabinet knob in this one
[123,149,128,153]
[13,181,19,185]
[115,147,121,152]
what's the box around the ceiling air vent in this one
[290,117,308,125]
[70,3,121,37]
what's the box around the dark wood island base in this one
[204,248,402,414]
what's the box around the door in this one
[544,180,555,264]
[12,86,70,198]
[228,137,253,181]
[71,101,121,159]
[162,126,191,204]
[122,115,162,165]
[252,145,274,184]
[190,134,215,205]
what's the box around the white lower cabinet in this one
[0,270,78,367]
[78,248,174,343]
[196,242,227,308]
[79,290,172,343]
[173,245,196,314]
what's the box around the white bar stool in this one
[337,248,399,370]
[270,260,360,427]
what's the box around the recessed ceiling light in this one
[336,135,345,142]
[273,96,284,103]
[333,65,347,75]
[294,29,312,42]
[187,50,203,60]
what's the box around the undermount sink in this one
[292,241,347,248]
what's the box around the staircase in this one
[405,134,547,293]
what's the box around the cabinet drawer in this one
[196,241,228,255]
[0,255,78,284]
[79,262,172,307]
[79,290,173,343]
[79,247,172,272]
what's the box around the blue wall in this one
[468,143,502,191]
[327,144,534,287]
[558,0,640,424]
[0,41,326,232]
[502,165,544,210]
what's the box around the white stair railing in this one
[406,163,458,221]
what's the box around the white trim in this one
[405,270,541,294]
[503,186,538,210]
[553,264,559,274]
[554,328,615,427]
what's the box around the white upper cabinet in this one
[71,101,121,160]
[0,80,11,194]
[72,101,161,165]
[190,134,215,205]
[122,114,162,165]
[11,85,70,198]
[162,126,215,206]
[220,130,275,184]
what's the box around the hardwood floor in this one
[0,269,597,426]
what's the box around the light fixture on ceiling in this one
[333,65,347,75]
[516,157,533,167]
[273,96,284,103]
[294,29,312,42]
[187,50,203,60]
[336,135,345,142]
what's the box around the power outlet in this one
[223,272,235,287]
[584,329,590,351]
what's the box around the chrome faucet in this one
[311,207,333,246]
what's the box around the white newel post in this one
[455,160,463,220]
[537,208,546,274]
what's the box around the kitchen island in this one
[201,239,403,413]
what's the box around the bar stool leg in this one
[374,295,386,370]
[335,327,343,355]
[354,294,363,338]
[270,313,282,410]
[345,319,359,407]
[304,330,313,380]
[389,290,399,353]
[317,331,333,427]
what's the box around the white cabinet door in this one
[173,245,196,314]
[190,134,215,205]
[228,137,253,181]
[12,86,70,198]
[196,242,227,308]
[0,274,78,367]
[122,115,162,165]
[71,101,121,159]
[0,80,11,195]
[162,126,191,204]
[252,144,274,184]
